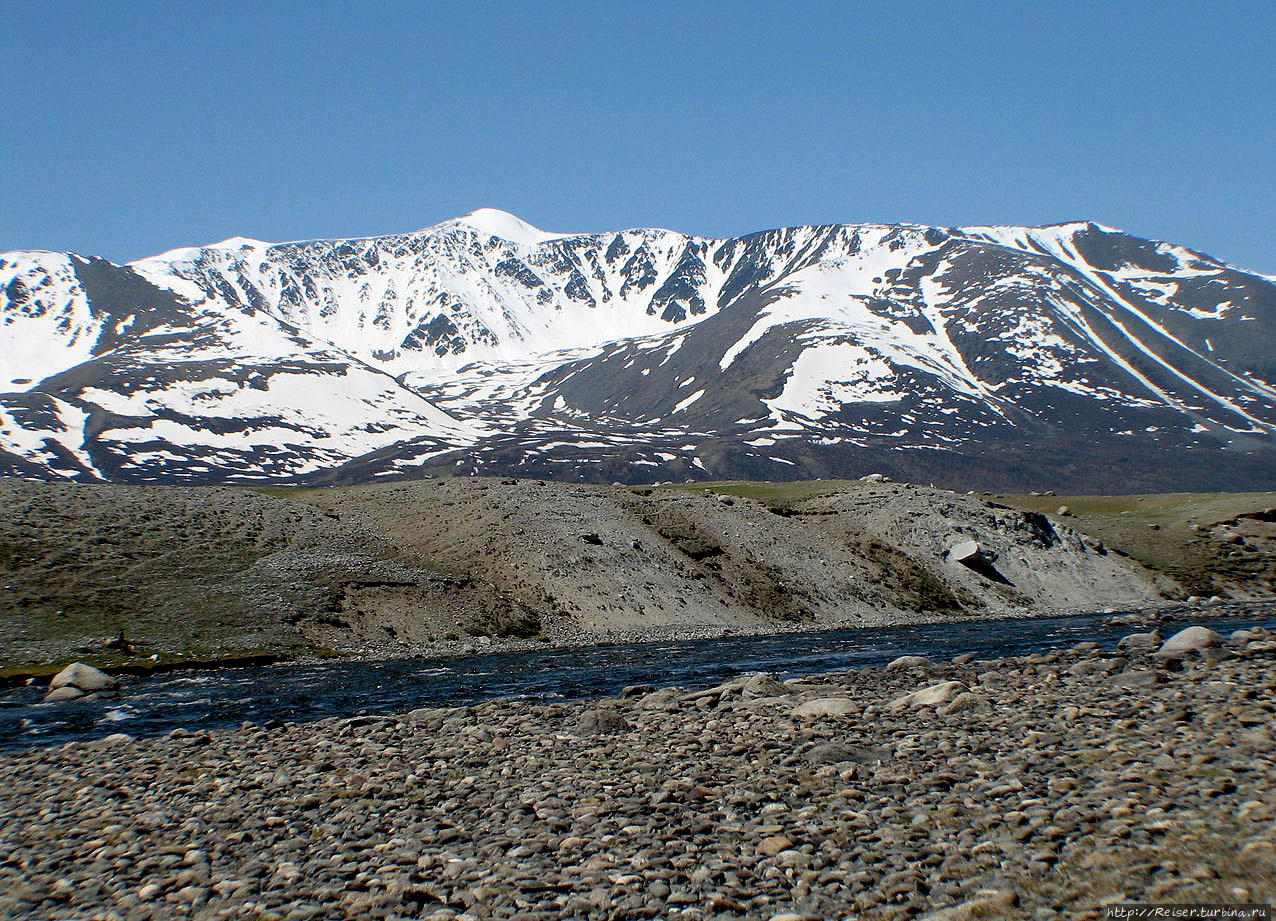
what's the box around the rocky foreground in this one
[2,626,1275,921]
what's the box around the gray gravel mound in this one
[2,476,1171,667]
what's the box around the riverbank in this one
[3,625,1274,920]
[4,596,1269,690]
[15,476,1248,672]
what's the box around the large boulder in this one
[95,733,134,746]
[50,662,118,692]
[1067,658,1114,677]
[44,662,119,701]
[1230,628,1267,646]
[937,691,991,716]
[1107,612,1151,626]
[684,676,748,703]
[888,680,968,712]
[43,686,86,703]
[920,889,1018,921]
[1117,630,1162,654]
[947,540,983,564]
[637,688,682,711]
[791,697,857,720]
[576,708,630,734]
[1154,626,1224,661]
[947,541,996,568]
[1109,669,1160,690]
[741,673,789,699]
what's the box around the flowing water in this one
[3,607,1273,752]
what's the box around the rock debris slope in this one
[322,478,1162,639]
[3,210,1274,490]
[0,477,1166,667]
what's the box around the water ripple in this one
[1,609,1271,751]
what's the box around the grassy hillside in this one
[995,491,1276,597]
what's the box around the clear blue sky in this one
[3,0,1274,273]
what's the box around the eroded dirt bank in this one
[5,476,1274,670]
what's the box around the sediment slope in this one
[0,476,1182,669]
[303,478,1165,640]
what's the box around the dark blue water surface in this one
[3,606,1274,752]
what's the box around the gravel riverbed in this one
[2,629,1275,920]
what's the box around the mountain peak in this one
[143,235,272,265]
[211,235,271,250]
[451,208,573,246]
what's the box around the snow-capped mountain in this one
[3,209,1275,491]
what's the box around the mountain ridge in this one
[3,211,1275,491]
[121,210,1272,279]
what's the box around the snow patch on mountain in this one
[0,252,101,388]
[767,342,903,423]
[453,208,577,247]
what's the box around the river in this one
[2,606,1273,752]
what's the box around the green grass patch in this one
[998,491,1276,593]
